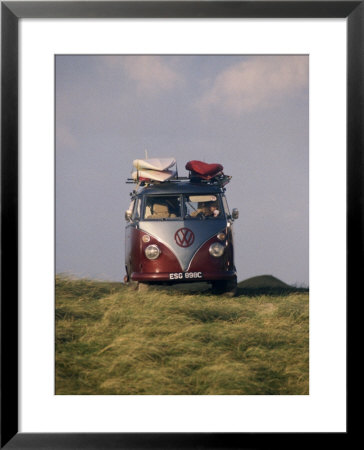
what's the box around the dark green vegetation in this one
[238,275,309,296]
[239,274,290,289]
[56,276,309,395]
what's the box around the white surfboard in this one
[133,157,176,171]
[132,168,177,182]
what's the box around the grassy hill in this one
[55,276,309,395]
[238,275,308,296]
[238,274,290,289]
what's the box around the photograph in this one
[55,54,309,395]
[2,0,356,444]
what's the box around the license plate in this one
[169,272,203,280]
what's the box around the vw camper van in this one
[124,160,239,294]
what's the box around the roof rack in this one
[188,173,231,187]
[126,176,189,184]
[126,174,231,186]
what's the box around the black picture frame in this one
[1,1,359,448]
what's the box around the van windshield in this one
[144,196,182,220]
[143,194,223,220]
[184,194,222,219]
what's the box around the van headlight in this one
[209,242,224,258]
[145,244,160,260]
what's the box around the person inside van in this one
[145,196,179,219]
[190,201,220,219]
[208,203,221,217]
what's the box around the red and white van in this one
[124,167,239,294]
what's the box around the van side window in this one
[127,200,135,219]
[222,196,230,216]
[132,198,141,220]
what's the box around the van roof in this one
[136,181,223,196]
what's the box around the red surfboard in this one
[185,160,224,180]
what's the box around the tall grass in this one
[56,277,309,395]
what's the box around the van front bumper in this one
[131,271,236,282]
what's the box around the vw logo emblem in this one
[175,227,195,248]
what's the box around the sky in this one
[56,55,308,286]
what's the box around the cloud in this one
[196,56,308,115]
[120,56,182,96]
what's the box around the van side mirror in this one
[232,208,239,220]
[125,210,132,221]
